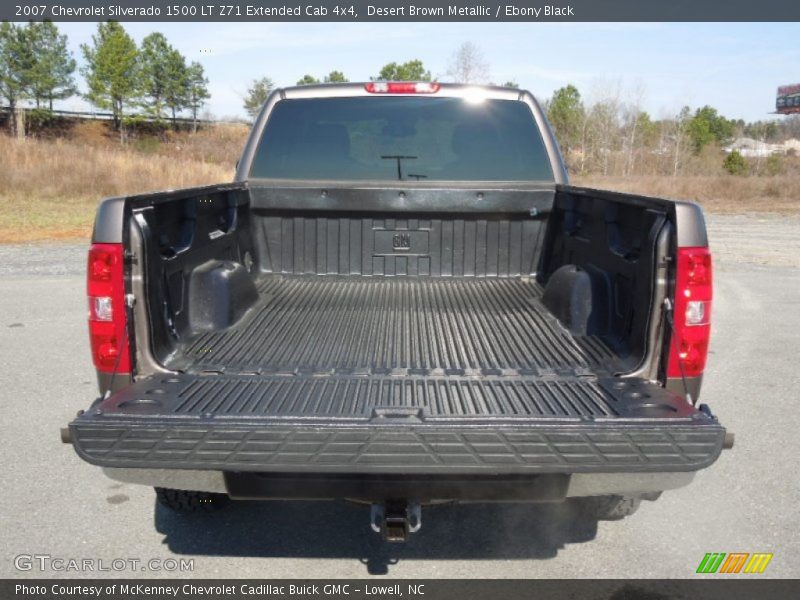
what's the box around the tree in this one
[296,74,320,86]
[324,70,348,83]
[625,110,658,175]
[81,22,139,133]
[185,61,210,133]
[139,32,177,123]
[547,84,585,160]
[621,85,646,176]
[668,106,692,176]
[243,77,274,120]
[25,21,76,111]
[0,22,34,136]
[503,81,519,89]
[446,42,490,84]
[163,48,189,128]
[742,120,779,175]
[373,60,432,82]
[723,150,747,175]
[687,113,712,154]
[298,71,348,85]
[688,106,735,153]
[587,97,621,175]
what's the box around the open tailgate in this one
[68,373,725,475]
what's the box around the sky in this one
[51,21,800,122]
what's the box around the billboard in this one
[776,83,800,114]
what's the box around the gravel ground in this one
[0,212,798,578]
[706,213,800,268]
[0,243,86,276]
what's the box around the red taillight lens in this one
[667,247,713,378]
[87,243,130,373]
[365,82,441,94]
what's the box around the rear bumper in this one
[102,467,697,500]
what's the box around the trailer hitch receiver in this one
[370,501,422,542]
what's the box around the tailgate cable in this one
[662,298,694,406]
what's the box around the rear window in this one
[249,96,554,182]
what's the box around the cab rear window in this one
[249,96,554,182]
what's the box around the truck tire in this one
[577,495,642,520]
[154,487,229,512]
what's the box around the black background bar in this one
[4,1,800,22]
[4,579,800,600]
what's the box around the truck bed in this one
[70,182,726,479]
[71,274,725,475]
[172,275,623,378]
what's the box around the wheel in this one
[154,487,229,512]
[576,495,642,521]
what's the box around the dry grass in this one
[573,174,800,214]
[1,122,799,244]
[0,125,246,243]
[154,123,250,166]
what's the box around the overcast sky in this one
[53,21,799,122]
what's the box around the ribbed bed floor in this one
[176,276,622,377]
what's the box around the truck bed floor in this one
[175,275,623,377]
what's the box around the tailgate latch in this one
[370,407,425,422]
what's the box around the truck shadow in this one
[154,499,598,575]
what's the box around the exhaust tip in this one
[60,427,73,445]
[723,431,735,449]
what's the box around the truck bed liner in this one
[174,276,623,376]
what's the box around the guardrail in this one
[0,105,215,125]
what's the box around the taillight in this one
[87,243,130,373]
[365,82,441,94]
[667,246,713,378]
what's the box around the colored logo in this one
[696,552,773,574]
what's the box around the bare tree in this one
[584,80,622,176]
[669,106,692,176]
[622,83,645,176]
[445,42,491,84]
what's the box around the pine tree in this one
[373,60,432,82]
[723,150,747,175]
[547,84,585,158]
[81,22,139,133]
[163,48,189,129]
[185,61,210,133]
[324,71,348,83]
[26,21,76,111]
[0,22,35,136]
[138,32,174,123]
[243,77,274,121]
[296,74,320,86]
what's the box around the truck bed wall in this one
[128,184,668,375]
[253,214,545,277]
[540,188,668,367]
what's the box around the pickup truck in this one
[65,82,731,542]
